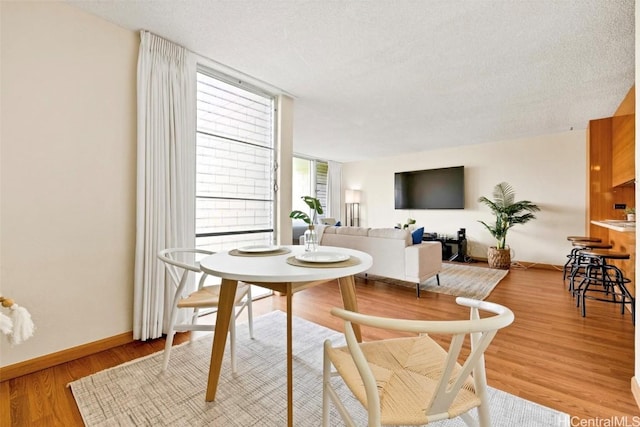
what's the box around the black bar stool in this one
[562,236,602,282]
[575,249,635,324]
[563,236,602,281]
[566,240,612,293]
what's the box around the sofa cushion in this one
[368,228,408,239]
[336,226,370,236]
[368,228,412,246]
[412,227,424,244]
[323,225,337,234]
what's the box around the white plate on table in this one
[237,245,281,253]
[294,251,349,263]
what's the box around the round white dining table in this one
[199,245,373,427]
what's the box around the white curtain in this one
[134,31,197,340]
[327,161,342,221]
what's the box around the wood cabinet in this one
[587,85,636,296]
[612,114,635,187]
[587,102,635,242]
[586,118,635,241]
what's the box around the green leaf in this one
[289,210,311,224]
[290,195,324,225]
[301,196,324,215]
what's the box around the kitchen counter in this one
[591,220,636,232]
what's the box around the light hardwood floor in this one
[0,263,637,425]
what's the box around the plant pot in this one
[627,214,635,221]
[487,247,511,269]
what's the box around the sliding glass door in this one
[292,157,329,243]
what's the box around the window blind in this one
[195,70,276,251]
[315,161,328,216]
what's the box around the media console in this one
[423,228,467,262]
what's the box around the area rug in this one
[363,262,509,300]
[69,311,567,426]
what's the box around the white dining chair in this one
[323,297,514,427]
[157,248,254,373]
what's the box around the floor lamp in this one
[345,189,361,227]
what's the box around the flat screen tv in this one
[394,166,464,209]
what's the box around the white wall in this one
[1,2,138,366]
[342,130,587,266]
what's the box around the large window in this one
[195,69,276,252]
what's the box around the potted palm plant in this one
[289,196,323,251]
[478,182,540,269]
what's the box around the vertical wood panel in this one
[612,114,636,187]
[589,84,636,303]
[611,185,636,219]
[609,86,636,297]
[588,118,613,242]
[615,86,635,117]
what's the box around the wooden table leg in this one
[205,278,238,402]
[286,282,293,427]
[337,275,362,342]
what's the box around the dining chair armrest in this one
[158,248,214,272]
[330,298,514,335]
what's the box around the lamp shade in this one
[345,189,361,204]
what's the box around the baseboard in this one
[510,261,563,271]
[467,256,563,271]
[632,377,640,411]
[0,331,133,382]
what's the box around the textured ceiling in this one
[67,0,635,163]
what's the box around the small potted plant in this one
[290,196,323,251]
[478,182,540,269]
[402,218,416,230]
[625,207,635,221]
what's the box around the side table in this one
[423,235,467,262]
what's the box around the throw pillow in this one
[412,227,424,244]
[335,221,341,226]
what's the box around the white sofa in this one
[314,225,442,297]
